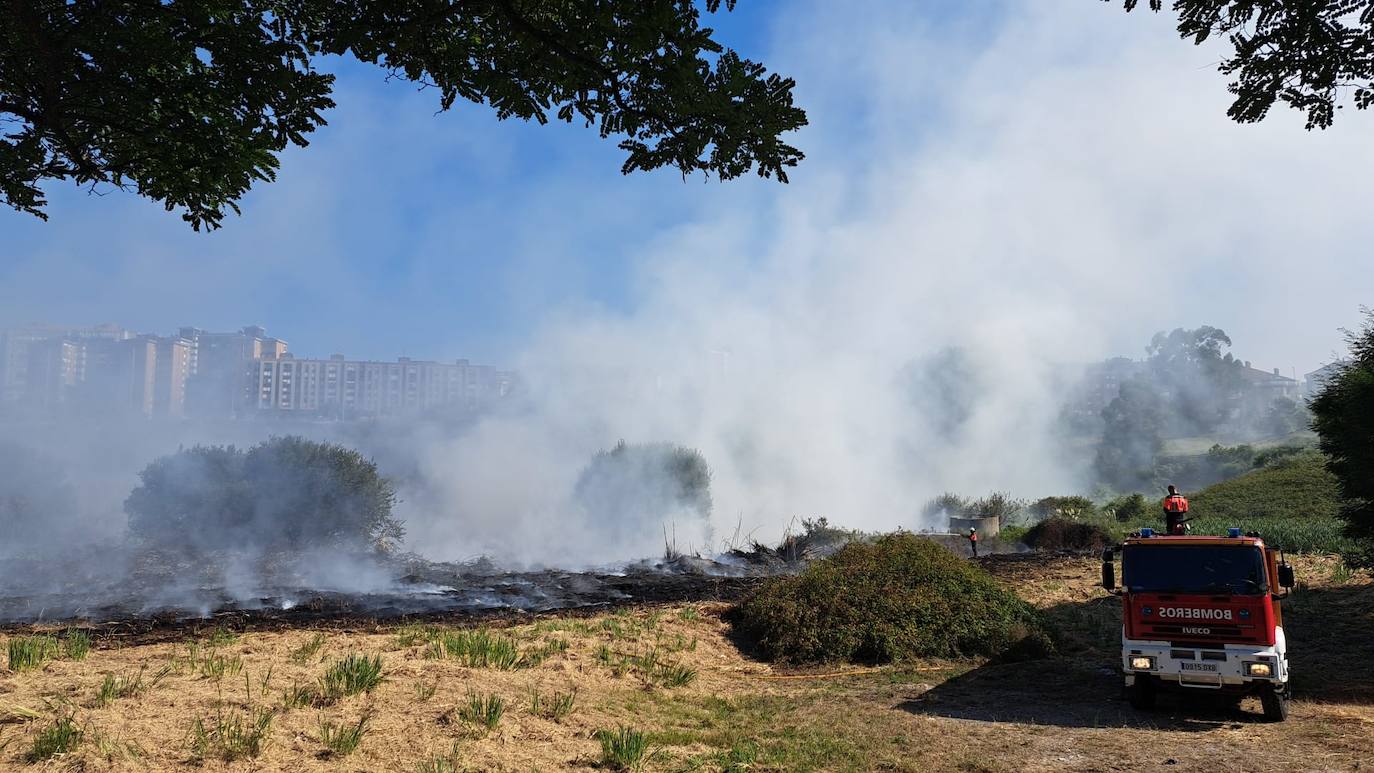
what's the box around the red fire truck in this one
[1101,527,1296,721]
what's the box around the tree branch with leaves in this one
[0,0,806,230]
[1113,0,1374,129]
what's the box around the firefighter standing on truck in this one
[1162,484,1190,534]
[967,527,978,557]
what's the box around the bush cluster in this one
[1021,517,1115,552]
[921,491,1029,527]
[574,440,712,545]
[729,534,1051,664]
[1030,496,1096,520]
[1104,493,1148,523]
[124,436,402,553]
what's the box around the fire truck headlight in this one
[1129,656,1155,671]
[1245,662,1273,678]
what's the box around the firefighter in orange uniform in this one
[1162,485,1190,534]
[967,527,978,557]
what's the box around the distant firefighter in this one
[967,526,978,557]
[1162,485,1191,535]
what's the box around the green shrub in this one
[7,635,58,671]
[318,715,367,756]
[290,632,327,664]
[189,708,273,761]
[457,692,505,733]
[998,524,1030,544]
[280,680,315,709]
[1031,496,1097,520]
[96,664,171,706]
[1104,493,1148,523]
[429,630,524,669]
[1152,443,1258,490]
[1253,444,1310,468]
[124,436,403,553]
[595,726,653,772]
[1166,516,1350,554]
[62,629,91,661]
[319,654,384,702]
[657,663,697,688]
[964,492,1028,526]
[529,689,576,722]
[29,716,82,761]
[1023,517,1115,552]
[729,534,1052,664]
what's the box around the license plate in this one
[1180,662,1218,672]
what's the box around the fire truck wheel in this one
[1127,677,1156,710]
[1260,686,1290,722]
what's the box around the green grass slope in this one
[1189,452,1339,521]
[1170,452,1348,553]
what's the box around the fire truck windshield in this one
[1122,544,1268,595]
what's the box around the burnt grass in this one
[0,565,765,647]
[1,551,1368,772]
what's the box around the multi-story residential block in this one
[252,355,511,418]
[80,336,159,417]
[0,323,130,410]
[1,322,509,422]
[153,336,192,417]
[180,326,288,418]
[24,337,87,412]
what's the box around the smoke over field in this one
[2,1,1372,622]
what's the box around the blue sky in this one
[1,0,1369,374]
[0,1,1010,363]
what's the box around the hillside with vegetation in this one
[1188,451,1340,522]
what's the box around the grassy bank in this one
[0,554,1369,771]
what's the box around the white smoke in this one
[2,0,1373,588]
[395,1,1374,562]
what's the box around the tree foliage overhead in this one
[1310,308,1374,564]
[0,0,806,230]
[1114,0,1374,129]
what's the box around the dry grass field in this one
[0,553,1370,772]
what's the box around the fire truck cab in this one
[1101,527,1297,721]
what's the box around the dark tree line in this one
[1310,309,1374,565]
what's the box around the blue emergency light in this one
[1139,527,1154,537]
[1228,527,1242,537]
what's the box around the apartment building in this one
[180,326,288,418]
[0,323,130,409]
[254,355,511,418]
[80,336,159,417]
[1,322,510,422]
